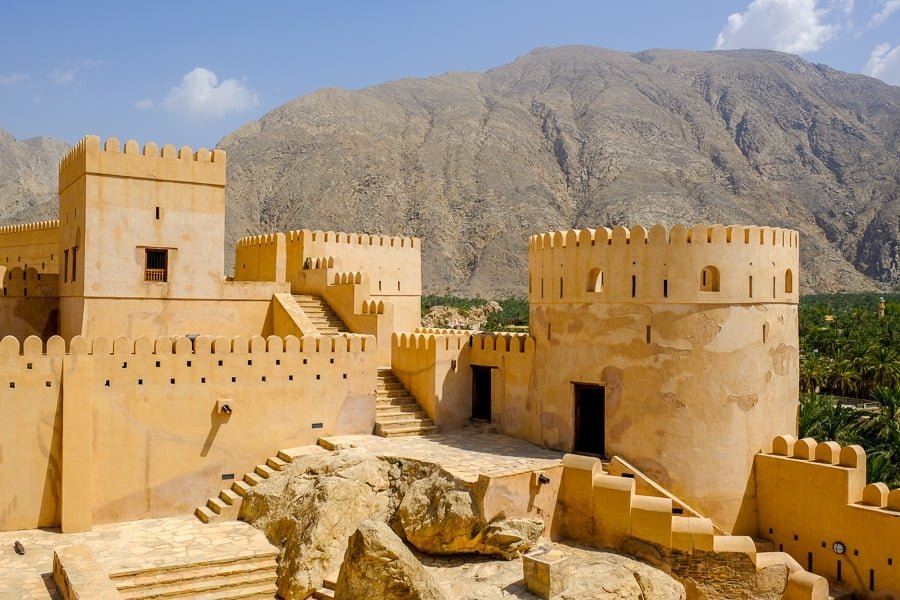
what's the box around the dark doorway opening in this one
[574,384,605,457]
[472,366,492,421]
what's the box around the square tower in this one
[57,136,227,339]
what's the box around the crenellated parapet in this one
[529,224,799,304]
[58,135,226,193]
[0,220,60,236]
[285,229,419,250]
[757,434,900,597]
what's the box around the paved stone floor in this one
[0,431,564,599]
[319,430,564,482]
[0,516,274,599]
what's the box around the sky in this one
[1,0,898,149]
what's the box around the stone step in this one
[115,558,277,593]
[183,581,278,600]
[376,382,405,391]
[265,456,288,471]
[194,506,215,524]
[243,472,264,486]
[232,480,252,497]
[375,402,424,416]
[110,552,278,581]
[377,396,419,407]
[323,573,338,590]
[254,464,276,479]
[277,445,325,463]
[375,421,437,437]
[376,388,412,399]
[119,569,276,599]
[377,411,430,424]
[219,489,241,506]
[312,588,335,600]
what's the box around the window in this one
[588,268,604,292]
[785,269,793,294]
[145,249,168,282]
[63,250,69,283]
[71,246,77,282]
[700,266,720,291]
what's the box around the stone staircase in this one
[195,446,325,524]
[110,552,279,599]
[374,368,437,437]
[292,294,349,335]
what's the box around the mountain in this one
[3,47,899,296]
[0,130,69,224]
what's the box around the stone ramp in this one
[49,517,279,600]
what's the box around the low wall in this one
[756,434,900,598]
[556,454,828,600]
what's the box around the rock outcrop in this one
[334,520,448,600]
[397,473,542,558]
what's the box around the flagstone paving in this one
[0,431,564,599]
[0,516,274,599]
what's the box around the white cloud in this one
[867,0,900,27]
[49,59,101,85]
[162,67,259,118]
[715,0,839,54]
[0,73,28,85]
[135,98,154,110]
[864,43,900,84]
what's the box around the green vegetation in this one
[484,297,528,331]
[799,293,900,486]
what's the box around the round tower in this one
[527,223,799,534]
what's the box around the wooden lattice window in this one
[145,249,168,282]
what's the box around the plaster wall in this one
[66,333,376,526]
[0,336,63,531]
[391,332,472,428]
[1,267,60,339]
[756,435,900,598]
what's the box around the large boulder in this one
[397,472,543,559]
[334,520,448,600]
[240,449,397,599]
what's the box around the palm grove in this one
[799,294,900,487]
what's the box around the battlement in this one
[529,223,799,304]
[393,332,469,352]
[529,224,798,250]
[58,135,226,192]
[0,220,60,236]
[284,229,419,250]
[470,332,534,353]
[757,434,900,595]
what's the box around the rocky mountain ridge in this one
[2,46,898,295]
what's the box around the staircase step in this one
[376,404,424,415]
[194,506,214,524]
[207,497,228,515]
[312,588,335,600]
[232,480,252,497]
[219,489,241,505]
[377,412,429,424]
[323,573,338,590]
[243,472,264,486]
[377,397,419,407]
[375,422,437,437]
[266,456,288,471]
[254,464,276,479]
[179,581,278,600]
[116,558,277,592]
[119,569,276,599]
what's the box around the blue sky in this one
[1,1,898,149]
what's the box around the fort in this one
[0,135,897,599]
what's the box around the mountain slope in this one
[0,130,69,223]
[2,47,898,296]
[219,46,899,295]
